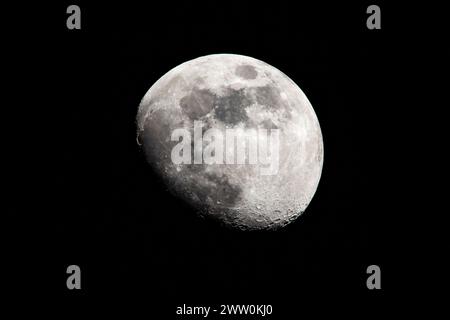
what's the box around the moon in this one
[137,54,323,230]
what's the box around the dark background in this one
[5,1,432,318]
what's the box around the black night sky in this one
[4,1,436,318]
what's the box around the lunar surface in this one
[137,54,323,230]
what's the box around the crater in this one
[254,85,283,109]
[179,88,215,120]
[259,118,279,130]
[204,172,242,206]
[235,64,258,80]
[181,166,242,207]
[214,88,251,125]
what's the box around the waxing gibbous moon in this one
[137,54,323,230]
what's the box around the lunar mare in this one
[137,54,323,230]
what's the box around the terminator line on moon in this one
[137,54,323,230]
